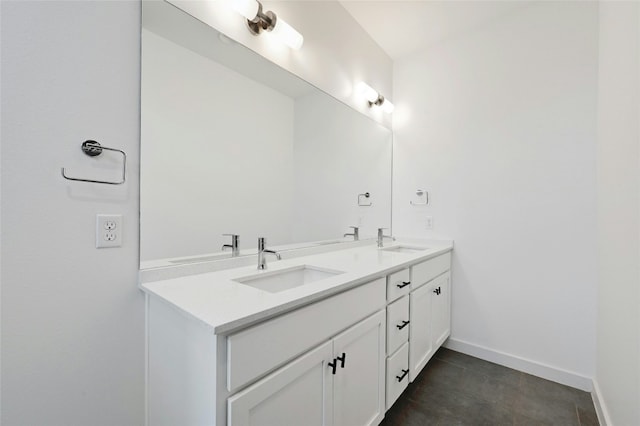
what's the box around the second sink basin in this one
[233,265,345,294]
[381,245,430,254]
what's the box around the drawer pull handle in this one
[336,352,346,368]
[397,281,411,289]
[396,369,409,382]
[328,359,337,375]
[396,320,410,330]
[433,286,441,295]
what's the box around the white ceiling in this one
[340,1,533,60]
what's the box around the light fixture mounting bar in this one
[246,3,276,35]
[235,0,303,49]
[369,94,386,108]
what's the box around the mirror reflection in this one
[140,1,392,268]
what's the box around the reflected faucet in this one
[222,234,240,257]
[344,226,360,241]
[258,237,281,270]
[377,228,395,248]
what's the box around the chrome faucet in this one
[377,228,395,248]
[343,226,360,241]
[258,237,281,270]
[221,234,240,257]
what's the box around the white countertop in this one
[140,239,453,335]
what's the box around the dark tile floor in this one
[381,348,599,426]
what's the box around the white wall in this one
[292,92,392,242]
[392,1,598,389]
[141,29,295,261]
[1,1,144,424]
[167,0,393,129]
[595,2,640,424]
[0,1,392,424]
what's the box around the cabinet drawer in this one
[386,342,409,410]
[386,296,409,355]
[227,278,386,393]
[411,252,451,290]
[387,268,411,301]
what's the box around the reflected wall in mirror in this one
[140,1,392,267]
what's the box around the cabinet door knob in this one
[328,359,337,375]
[396,320,410,330]
[336,352,346,368]
[396,369,409,382]
[433,286,441,295]
[397,281,411,289]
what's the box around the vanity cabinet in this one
[228,310,385,426]
[147,277,386,426]
[145,248,452,426]
[383,251,452,407]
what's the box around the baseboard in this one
[591,380,612,426]
[444,338,593,391]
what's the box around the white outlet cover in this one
[425,216,433,230]
[96,214,122,248]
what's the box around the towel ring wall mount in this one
[61,140,127,185]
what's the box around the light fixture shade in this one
[381,99,395,114]
[357,82,379,104]
[231,0,259,20]
[270,17,304,50]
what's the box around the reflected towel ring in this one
[410,189,428,205]
[61,140,126,185]
[358,192,372,207]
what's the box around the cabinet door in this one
[332,310,386,426]
[409,281,434,382]
[227,340,333,426]
[431,273,451,348]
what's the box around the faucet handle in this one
[349,226,359,230]
[378,228,393,238]
[222,234,239,244]
[222,234,240,255]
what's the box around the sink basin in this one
[233,265,345,293]
[381,245,430,254]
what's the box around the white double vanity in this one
[140,240,453,426]
[139,2,453,424]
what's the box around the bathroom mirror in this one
[140,1,392,268]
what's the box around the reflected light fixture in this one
[357,82,395,114]
[231,0,304,50]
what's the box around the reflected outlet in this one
[425,216,433,230]
[96,214,123,248]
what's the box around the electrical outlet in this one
[96,214,122,248]
[425,216,433,230]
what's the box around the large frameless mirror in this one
[140,1,392,268]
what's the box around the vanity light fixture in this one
[357,81,395,114]
[230,0,304,50]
